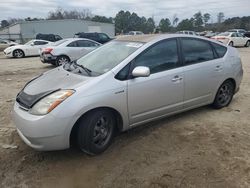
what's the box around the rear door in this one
[236,33,247,46]
[127,39,184,125]
[180,38,224,109]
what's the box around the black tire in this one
[77,109,115,155]
[228,41,234,47]
[245,40,250,47]
[212,80,235,109]
[56,55,70,66]
[13,49,24,58]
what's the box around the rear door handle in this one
[172,75,183,82]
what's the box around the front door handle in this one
[215,65,223,71]
[172,75,183,82]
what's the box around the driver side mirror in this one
[132,66,150,77]
[30,43,34,46]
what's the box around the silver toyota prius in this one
[12,34,243,155]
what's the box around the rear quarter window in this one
[211,42,227,58]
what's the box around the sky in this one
[1,0,250,23]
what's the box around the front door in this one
[127,39,184,125]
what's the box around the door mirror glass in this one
[132,66,150,77]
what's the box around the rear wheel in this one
[77,109,115,155]
[245,40,250,47]
[228,41,234,47]
[13,49,24,58]
[56,55,70,66]
[212,80,235,109]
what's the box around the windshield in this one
[218,32,231,36]
[51,39,68,46]
[75,41,144,75]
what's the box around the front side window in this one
[181,38,214,65]
[132,39,179,74]
[236,33,244,37]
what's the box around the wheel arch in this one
[57,54,71,61]
[69,106,124,147]
[214,78,236,100]
[12,49,25,57]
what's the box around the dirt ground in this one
[0,48,250,188]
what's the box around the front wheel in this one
[212,80,235,109]
[13,49,24,58]
[228,41,234,47]
[77,110,115,155]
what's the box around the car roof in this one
[55,38,101,45]
[32,39,51,42]
[115,34,201,43]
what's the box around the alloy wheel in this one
[93,116,112,148]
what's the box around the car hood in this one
[5,45,25,51]
[16,67,91,108]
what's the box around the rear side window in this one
[181,38,214,65]
[34,41,48,45]
[77,40,99,47]
[67,41,78,47]
[211,42,227,58]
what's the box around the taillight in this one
[43,48,53,54]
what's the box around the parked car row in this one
[176,29,250,47]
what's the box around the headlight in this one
[30,90,75,115]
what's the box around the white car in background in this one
[40,38,101,66]
[177,31,197,35]
[0,39,18,51]
[212,32,250,47]
[4,39,51,58]
[128,31,144,35]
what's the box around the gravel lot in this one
[0,48,250,188]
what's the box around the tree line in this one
[1,8,250,33]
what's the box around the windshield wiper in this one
[72,61,92,76]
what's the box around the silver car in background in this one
[40,38,101,66]
[13,34,243,155]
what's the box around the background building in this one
[0,19,115,43]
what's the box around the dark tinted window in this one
[133,39,179,74]
[67,41,78,47]
[211,42,227,58]
[99,33,109,40]
[77,40,99,47]
[34,41,48,45]
[181,38,214,65]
